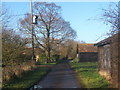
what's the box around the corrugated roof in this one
[94,33,118,47]
[78,44,97,52]
[94,37,112,46]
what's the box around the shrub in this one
[52,54,60,62]
[37,53,47,64]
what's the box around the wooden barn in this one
[95,33,120,88]
[78,44,98,62]
[78,52,98,62]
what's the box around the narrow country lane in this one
[34,61,81,88]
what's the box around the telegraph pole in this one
[30,0,35,61]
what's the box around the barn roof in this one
[78,44,97,52]
[94,37,112,47]
[95,33,119,47]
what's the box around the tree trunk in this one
[46,46,51,63]
[46,27,51,63]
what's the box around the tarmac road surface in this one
[32,61,81,89]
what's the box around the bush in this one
[52,54,60,62]
[2,29,31,66]
[37,53,47,64]
[70,58,79,63]
[3,61,35,82]
[3,67,49,88]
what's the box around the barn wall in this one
[78,52,98,62]
[119,32,120,89]
[98,45,112,81]
[98,34,119,88]
[110,34,119,88]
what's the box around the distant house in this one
[95,33,120,88]
[78,44,98,62]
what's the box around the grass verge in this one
[69,61,110,88]
[36,62,56,65]
[3,67,50,89]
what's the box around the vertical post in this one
[30,0,35,62]
[76,44,79,58]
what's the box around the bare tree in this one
[59,40,78,59]
[19,2,76,63]
[101,3,119,35]
[0,6,11,29]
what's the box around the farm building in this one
[95,33,120,88]
[78,52,98,62]
[78,44,98,62]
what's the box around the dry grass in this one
[3,61,35,82]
